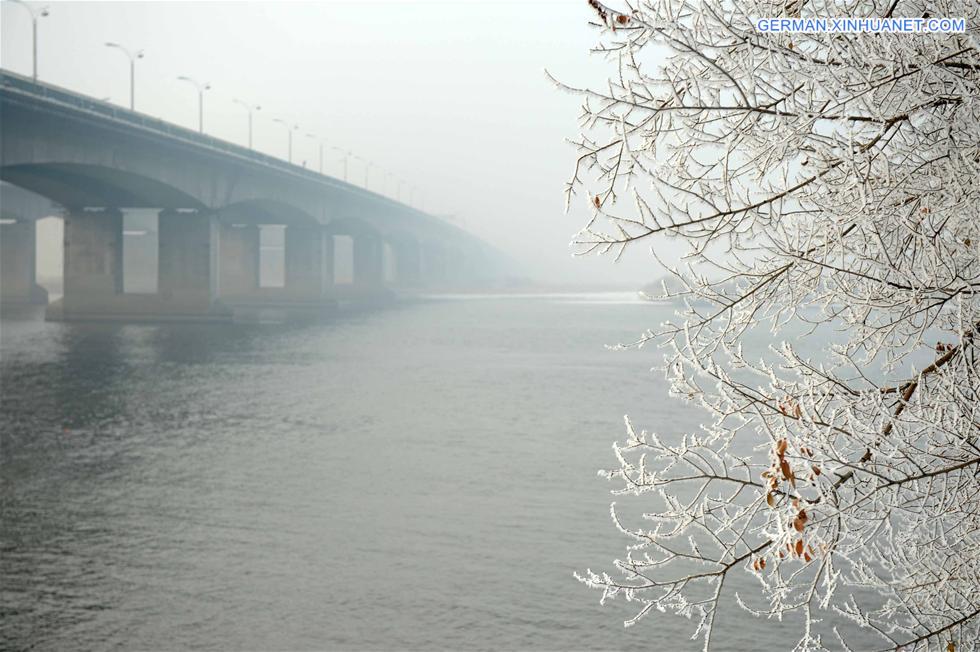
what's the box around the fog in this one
[1,0,674,288]
[1,5,716,650]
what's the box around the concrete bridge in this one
[0,69,502,321]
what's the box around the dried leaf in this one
[780,459,794,484]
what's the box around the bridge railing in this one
[0,70,401,207]
[1,69,481,244]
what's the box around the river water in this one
[1,295,874,650]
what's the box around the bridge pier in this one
[421,242,448,287]
[0,219,48,305]
[353,234,384,290]
[322,232,335,290]
[391,240,421,287]
[444,247,469,287]
[47,208,229,322]
[217,223,260,298]
[284,226,324,301]
[51,208,123,319]
[157,210,225,317]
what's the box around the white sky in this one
[1,0,672,287]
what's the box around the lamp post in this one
[6,0,48,82]
[333,147,351,181]
[384,170,394,198]
[233,99,261,148]
[397,177,405,202]
[272,118,298,163]
[177,76,210,133]
[358,157,374,190]
[105,42,143,110]
[306,133,326,174]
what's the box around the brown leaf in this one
[766,492,775,507]
[793,509,808,533]
[593,196,601,208]
[615,14,629,25]
[812,465,821,476]
[776,439,788,456]
[780,459,794,484]
[794,540,804,556]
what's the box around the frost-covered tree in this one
[558,1,980,649]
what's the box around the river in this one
[1,295,876,650]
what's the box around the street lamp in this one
[272,118,298,163]
[233,98,260,148]
[306,133,326,174]
[355,156,374,190]
[177,75,210,133]
[383,170,394,197]
[396,177,405,202]
[105,42,143,110]
[6,0,48,82]
[333,147,352,181]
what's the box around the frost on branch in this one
[560,1,980,650]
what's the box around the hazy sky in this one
[1,0,670,286]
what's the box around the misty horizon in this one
[1,1,676,289]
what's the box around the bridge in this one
[0,69,503,321]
